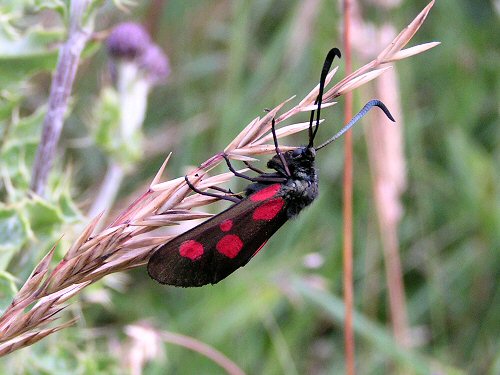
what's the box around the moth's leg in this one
[222,154,286,184]
[209,185,243,200]
[243,161,265,174]
[184,175,241,203]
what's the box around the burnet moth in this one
[147,48,395,287]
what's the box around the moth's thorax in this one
[281,176,318,217]
[265,146,319,218]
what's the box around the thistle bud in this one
[106,22,151,60]
[140,44,170,84]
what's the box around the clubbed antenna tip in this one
[316,99,395,151]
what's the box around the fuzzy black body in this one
[147,146,318,287]
[247,146,318,217]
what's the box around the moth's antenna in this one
[308,47,341,148]
[271,117,291,177]
[315,100,395,151]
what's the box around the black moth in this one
[147,48,395,287]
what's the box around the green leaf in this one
[58,190,82,223]
[23,197,64,237]
[0,141,37,193]
[0,205,30,270]
[11,105,45,140]
[0,27,62,56]
[0,90,21,121]
[0,26,63,86]
[93,87,121,151]
[0,107,45,194]
[31,0,68,19]
[0,271,18,312]
[92,87,143,165]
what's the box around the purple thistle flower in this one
[140,44,170,84]
[106,22,151,60]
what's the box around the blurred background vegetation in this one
[0,0,498,374]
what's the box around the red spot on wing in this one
[219,219,233,232]
[179,240,204,260]
[253,198,285,220]
[216,234,243,258]
[250,184,281,202]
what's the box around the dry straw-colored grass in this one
[0,1,437,357]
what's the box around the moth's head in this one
[289,146,316,161]
[267,146,316,176]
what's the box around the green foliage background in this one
[0,0,498,374]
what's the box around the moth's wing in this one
[210,196,289,284]
[147,187,288,287]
